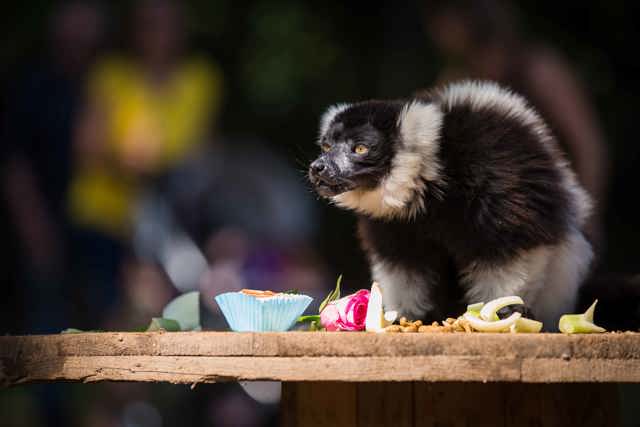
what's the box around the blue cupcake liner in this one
[215,292,313,332]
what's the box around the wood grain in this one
[357,382,413,427]
[2,332,640,386]
[282,382,619,427]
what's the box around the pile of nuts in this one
[384,316,474,333]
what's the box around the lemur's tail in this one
[578,274,640,331]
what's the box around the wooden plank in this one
[2,332,640,386]
[414,382,505,427]
[3,354,640,387]
[503,383,619,427]
[522,358,640,382]
[357,382,413,427]
[3,332,640,359]
[1,355,519,385]
[284,382,619,427]
[291,382,357,427]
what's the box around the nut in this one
[459,318,473,333]
[401,325,418,333]
[419,325,443,333]
[384,325,401,333]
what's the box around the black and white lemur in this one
[309,81,593,328]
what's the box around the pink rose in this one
[320,289,370,331]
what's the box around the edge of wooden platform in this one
[2,332,639,386]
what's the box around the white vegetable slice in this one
[480,296,524,321]
[464,312,521,332]
[365,282,386,332]
[511,317,543,333]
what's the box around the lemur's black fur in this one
[310,81,592,325]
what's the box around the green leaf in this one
[297,315,321,323]
[319,275,342,314]
[146,317,181,332]
[282,289,300,294]
[61,328,104,334]
[162,291,201,331]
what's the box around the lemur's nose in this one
[310,160,326,174]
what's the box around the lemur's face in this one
[309,116,395,198]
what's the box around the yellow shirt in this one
[68,56,222,237]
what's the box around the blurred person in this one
[68,0,223,325]
[2,0,104,332]
[423,0,608,249]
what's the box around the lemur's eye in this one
[354,144,369,155]
[321,143,331,153]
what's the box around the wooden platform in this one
[2,332,639,386]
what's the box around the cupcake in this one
[215,289,313,332]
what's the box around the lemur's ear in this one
[319,104,350,137]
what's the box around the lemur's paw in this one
[497,304,536,320]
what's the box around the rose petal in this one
[320,304,341,331]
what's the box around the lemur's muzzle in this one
[309,157,354,196]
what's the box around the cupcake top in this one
[237,289,311,303]
[240,289,279,298]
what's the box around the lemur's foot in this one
[497,304,536,320]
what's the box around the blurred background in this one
[1,0,639,426]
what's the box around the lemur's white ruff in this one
[331,102,444,219]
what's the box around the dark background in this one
[1,1,639,426]
[4,0,640,293]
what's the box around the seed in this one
[401,325,418,333]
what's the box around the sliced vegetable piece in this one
[298,315,321,323]
[146,317,181,332]
[464,302,485,318]
[464,312,521,332]
[365,282,386,332]
[558,300,606,334]
[480,296,524,321]
[464,309,482,318]
[466,302,484,312]
[510,317,543,333]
